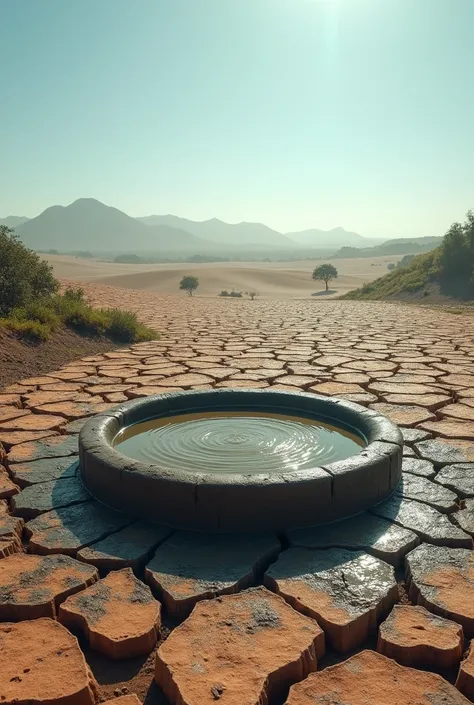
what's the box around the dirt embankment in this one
[0,328,119,390]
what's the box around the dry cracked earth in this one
[2,284,474,704]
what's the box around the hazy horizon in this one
[2,0,473,240]
[0,196,393,239]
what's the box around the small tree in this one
[248,291,257,300]
[387,263,396,270]
[312,263,338,291]
[0,226,58,316]
[180,275,199,296]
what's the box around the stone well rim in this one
[78,388,403,532]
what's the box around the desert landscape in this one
[45,253,402,299]
[2,1,474,703]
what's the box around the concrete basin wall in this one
[79,389,403,532]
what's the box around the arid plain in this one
[45,253,402,299]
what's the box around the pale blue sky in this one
[1,0,473,238]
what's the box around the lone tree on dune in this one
[180,275,199,296]
[312,264,338,291]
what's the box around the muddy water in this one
[114,411,365,474]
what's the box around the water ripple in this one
[115,412,364,475]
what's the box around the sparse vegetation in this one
[114,253,143,264]
[397,254,416,268]
[342,250,440,300]
[332,238,442,259]
[248,291,257,300]
[312,264,338,291]
[219,290,243,298]
[343,211,474,301]
[180,275,199,296]
[0,229,156,342]
[1,287,156,343]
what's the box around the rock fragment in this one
[371,496,472,547]
[406,543,474,635]
[146,531,280,618]
[0,618,97,704]
[25,502,132,555]
[0,552,98,619]
[8,456,79,486]
[287,512,418,566]
[377,604,463,669]
[77,520,172,571]
[285,649,469,705]
[11,475,90,519]
[265,547,397,652]
[155,587,324,705]
[456,644,474,701]
[59,568,160,659]
[6,434,78,464]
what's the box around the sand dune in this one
[45,254,402,299]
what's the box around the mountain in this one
[138,214,294,248]
[285,227,370,247]
[0,216,30,228]
[14,199,203,252]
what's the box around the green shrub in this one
[0,225,58,316]
[0,239,157,343]
[0,318,52,341]
[219,289,243,298]
[65,306,109,335]
[11,302,61,331]
[2,288,156,343]
[102,308,155,343]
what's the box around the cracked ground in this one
[2,285,474,704]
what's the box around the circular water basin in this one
[114,411,365,474]
[79,389,402,532]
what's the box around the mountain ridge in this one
[137,213,294,248]
[5,197,382,251]
[13,198,202,252]
[0,215,30,228]
[285,226,375,247]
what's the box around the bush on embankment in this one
[2,287,156,343]
[342,210,474,301]
[0,225,156,343]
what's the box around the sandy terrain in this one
[44,254,402,299]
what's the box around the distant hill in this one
[0,216,30,228]
[342,210,474,301]
[14,199,203,252]
[286,226,370,248]
[341,249,442,300]
[138,214,294,248]
[380,236,442,247]
[4,198,444,256]
[332,237,443,259]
